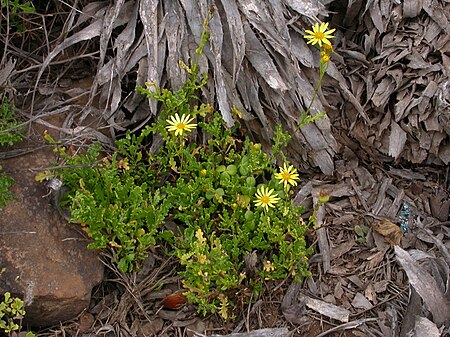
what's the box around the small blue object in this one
[398,202,411,233]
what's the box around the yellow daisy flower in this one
[304,22,336,47]
[274,163,300,189]
[254,186,280,211]
[166,113,197,136]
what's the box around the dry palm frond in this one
[328,0,450,166]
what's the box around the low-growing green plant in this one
[47,78,312,316]
[0,292,24,334]
[0,96,23,208]
[38,135,171,273]
[355,224,369,244]
[0,291,34,336]
[0,97,22,147]
[44,18,338,318]
[0,167,14,208]
[1,0,36,33]
[1,0,35,16]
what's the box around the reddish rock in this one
[0,144,104,327]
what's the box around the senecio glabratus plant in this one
[299,21,335,127]
[46,20,335,318]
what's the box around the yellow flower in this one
[274,163,300,189]
[118,159,130,170]
[322,43,334,54]
[165,113,197,136]
[254,186,280,211]
[195,228,206,244]
[320,53,330,63]
[318,192,330,204]
[263,260,275,272]
[304,22,335,47]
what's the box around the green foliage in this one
[0,168,14,208]
[1,0,35,15]
[271,125,291,163]
[355,224,369,244]
[51,76,312,317]
[0,97,22,147]
[1,0,36,32]
[0,96,23,208]
[0,292,24,334]
[48,15,314,318]
[0,292,35,336]
[42,137,171,272]
[298,111,327,127]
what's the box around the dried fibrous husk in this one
[328,0,450,166]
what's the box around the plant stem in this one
[303,61,328,119]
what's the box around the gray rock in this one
[0,144,104,327]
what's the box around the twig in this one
[0,231,37,235]
[315,318,379,337]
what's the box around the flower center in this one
[315,32,324,40]
[282,172,291,181]
[260,196,270,204]
[177,123,186,130]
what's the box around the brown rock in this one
[0,144,104,327]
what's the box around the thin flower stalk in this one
[299,22,336,127]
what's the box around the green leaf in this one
[220,172,230,181]
[240,186,255,196]
[157,230,175,243]
[34,170,53,182]
[244,210,254,221]
[226,165,237,175]
[217,165,226,173]
[245,176,256,187]
[239,166,249,176]
[205,190,215,200]
[118,256,132,272]
[354,225,366,237]
[215,188,224,196]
